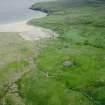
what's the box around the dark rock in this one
[30,7,49,14]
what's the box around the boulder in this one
[63,60,73,67]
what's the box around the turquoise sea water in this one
[0,0,46,24]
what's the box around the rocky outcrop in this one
[30,7,49,15]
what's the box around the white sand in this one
[0,15,55,41]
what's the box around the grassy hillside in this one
[0,33,39,105]
[16,0,105,105]
[0,0,105,105]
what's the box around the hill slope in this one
[17,0,105,105]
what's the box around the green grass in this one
[17,0,105,105]
[1,0,105,105]
[0,32,39,104]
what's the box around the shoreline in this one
[0,18,55,41]
[0,11,47,25]
[0,0,55,25]
[0,0,56,41]
[0,12,47,32]
[0,11,55,41]
[0,12,54,41]
[0,13,56,41]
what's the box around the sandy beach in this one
[0,14,55,41]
